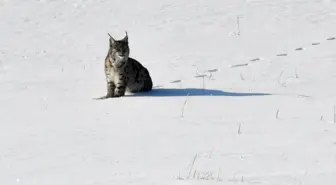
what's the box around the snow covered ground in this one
[1,0,336,184]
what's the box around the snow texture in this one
[1,0,336,184]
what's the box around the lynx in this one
[103,32,153,98]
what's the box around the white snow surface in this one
[1,0,336,184]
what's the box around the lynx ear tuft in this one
[108,33,116,44]
[122,31,128,43]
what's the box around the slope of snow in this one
[1,0,336,184]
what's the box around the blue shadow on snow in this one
[126,88,272,97]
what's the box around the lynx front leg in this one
[105,63,116,98]
[106,81,116,98]
[114,77,127,97]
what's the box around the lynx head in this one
[108,32,130,67]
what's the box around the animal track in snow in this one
[153,85,164,88]
[195,74,207,78]
[206,69,220,79]
[170,80,182,83]
[276,53,288,56]
[206,69,220,73]
[157,35,335,88]
[229,63,248,68]
[250,58,260,62]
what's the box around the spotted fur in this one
[103,32,153,98]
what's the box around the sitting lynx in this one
[103,32,153,98]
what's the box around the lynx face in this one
[109,34,129,67]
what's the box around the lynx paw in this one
[114,90,125,97]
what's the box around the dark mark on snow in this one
[276,53,287,56]
[250,58,260,62]
[230,63,248,68]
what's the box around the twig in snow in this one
[278,71,284,84]
[276,109,280,119]
[187,154,198,179]
[277,71,286,86]
[181,93,189,117]
[238,123,242,135]
[295,69,299,78]
[195,74,207,90]
[236,16,242,36]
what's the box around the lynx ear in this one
[108,33,116,45]
[122,31,128,43]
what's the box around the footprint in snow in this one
[170,80,182,83]
[230,63,248,68]
[153,85,164,88]
[250,58,260,62]
[206,69,220,73]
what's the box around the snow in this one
[1,0,336,184]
